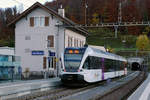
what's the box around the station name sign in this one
[32,51,44,55]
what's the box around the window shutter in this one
[51,36,54,47]
[54,57,56,69]
[43,57,47,69]
[30,17,34,27]
[45,17,49,26]
[48,35,54,47]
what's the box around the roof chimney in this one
[58,5,65,18]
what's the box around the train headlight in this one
[78,69,83,72]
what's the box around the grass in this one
[87,28,137,52]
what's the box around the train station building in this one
[8,2,88,77]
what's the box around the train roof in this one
[64,47,127,62]
[87,47,127,62]
[65,47,86,50]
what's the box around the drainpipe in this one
[56,22,59,77]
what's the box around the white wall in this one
[15,8,65,72]
[65,29,86,48]
[15,7,86,73]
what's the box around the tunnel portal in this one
[131,62,141,71]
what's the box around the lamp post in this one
[55,21,62,77]
[47,40,51,78]
[85,3,88,25]
[82,0,88,25]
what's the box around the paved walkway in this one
[0,77,61,100]
[128,73,150,100]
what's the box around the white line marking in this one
[0,81,51,89]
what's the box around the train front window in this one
[64,54,83,71]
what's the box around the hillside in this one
[0,0,149,47]
[45,0,150,35]
[87,28,137,52]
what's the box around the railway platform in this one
[128,73,150,100]
[0,78,61,100]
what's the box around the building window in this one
[82,41,84,46]
[40,17,45,26]
[48,57,56,69]
[34,17,44,27]
[30,17,49,27]
[25,48,30,53]
[74,38,76,47]
[70,37,73,47]
[77,39,78,47]
[25,36,31,40]
[67,36,74,47]
[34,17,39,26]
[68,36,70,47]
[68,36,69,47]
[80,40,82,47]
[47,35,54,47]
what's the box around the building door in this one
[48,57,56,70]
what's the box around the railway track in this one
[8,87,67,100]
[10,75,124,100]
[34,81,106,100]
[7,71,145,100]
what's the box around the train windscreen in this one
[64,48,86,72]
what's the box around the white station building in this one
[8,2,88,76]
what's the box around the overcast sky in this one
[0,0,52,10]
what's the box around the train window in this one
[64,54,83,70]
[114,60,124,71]
[83,57,89,69]
[120,61,124,70]
[83,56,125,71]
[116,60,120,71]
[83,56,101,69]
[104,59,115,72]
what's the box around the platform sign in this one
[49,51,55,56]
[32,51,44,55]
